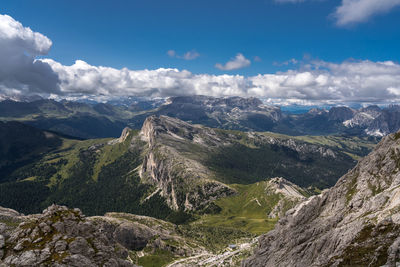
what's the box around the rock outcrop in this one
[243,131,400,266]
[0,204,209,267]
[266,177,307,219]
[0,205,137,267]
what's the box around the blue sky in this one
[1,0,400,104]
[2,0,400,75]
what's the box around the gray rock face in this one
[243,131,400,267]
[113,222,152,250]
[328,106,355,121]
[139,115,236,211]
[0,204,137,267]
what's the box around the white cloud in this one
[275,0,400,26]
[215,53,251,71]
[0,14,59,95]
[334,0,400,26]
[39,58,400,104]
[2,14,400,105]
[167,49,200,60]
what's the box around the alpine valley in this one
[2,96,400,267]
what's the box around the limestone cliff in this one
[139,115,235,211]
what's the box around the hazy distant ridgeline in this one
[0,96,399,139]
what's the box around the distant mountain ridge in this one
[1,95,399,139]
[0,95,400,139]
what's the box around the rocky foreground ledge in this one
[0,205,138,267]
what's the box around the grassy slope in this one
[204,130,377,188]
[260,132,377,160]
[194,181,304,235]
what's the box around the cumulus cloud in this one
[167,49,200,60]
[41,58,250,97]
[0,14,59,95]
[215,53,251,71]
[334,0,400,26]
[2,14,400,105]
[38,57,400,104]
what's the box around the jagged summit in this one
[243,131,400,266]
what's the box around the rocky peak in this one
[140,115,223,147]
[243,131,400,266]
[361,104,382,115]
[328,106,355,121]
[108,127,131,145]
[140,115,198,144]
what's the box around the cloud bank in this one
[1,14,400,105]
[36,58,400,105]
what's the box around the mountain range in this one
[0,95,399,139]
[1,117,400,266]
[1,96,400,266]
